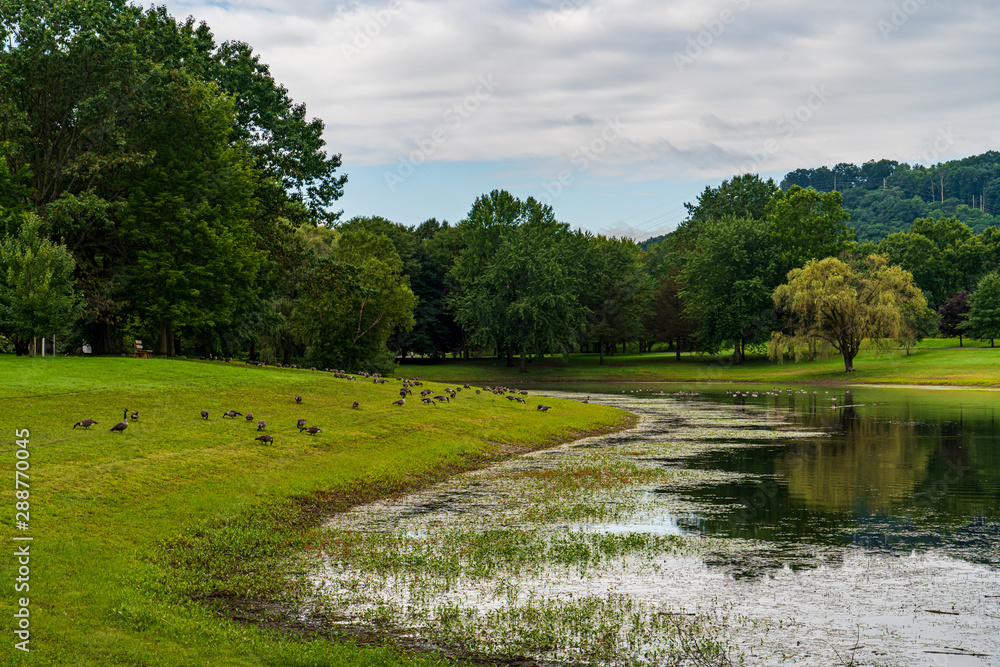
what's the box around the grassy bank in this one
[405,339,1000,387]
[0,357,629,666]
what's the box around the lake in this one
[305,384,1000,666]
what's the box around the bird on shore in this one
[295,395,302,404]
[201,410,209,419]
[110,410,129,433]
[130,411,139,421]
[537,405,551,412]
[223,410,243,419]
[300,426,322,435]
[73,418,98,429]
[255,434,273,444]
[392,398,405,406]
[257,420,266,431]
[245,413,254,422]
[296,418,307,429]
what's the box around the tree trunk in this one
[675,336,681,361]
[959,335,963,347]
[519,354,527,373]
[599,337,605,365]
[732,342,743,365]
[90,321,112,355]
[505,347,514,367]
[158,321,174,356]
[843,351,856,372]
[621,340,626,355]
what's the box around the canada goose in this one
[223,410,242,419]
[537,405,551,412]
[73,418,98,429]
[392,398,405,406]
[255,434,273,444]
[296,418,307,429]
[257,420,266,431]
[130,411,139,420]
[110,410,129,433]
[352,401,360,409]
[295,395,302,403]
[300,426,322,435]
[245,413,254,422]
[434,395,448,403]
[201,410,209,419]
[421,397,436,405]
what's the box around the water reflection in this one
[538,382,1000,568]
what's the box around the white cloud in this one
[159,0,1000,180]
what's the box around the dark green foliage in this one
[680,216,780,362]
[963,272,1000,346]
[937,291,970,345]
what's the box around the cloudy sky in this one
[159,0,999,238]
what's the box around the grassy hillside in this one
[0,357,628,666]
[407,339,1000,387]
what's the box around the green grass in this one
[408,338,1000,387]
[0,356,629,666]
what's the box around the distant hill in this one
[780,151,1000,242]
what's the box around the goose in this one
[295,395,302,404]
[245,413,254,422]
[73,418,98,429]
[255,434,273,444]
[296,418,307,429]
[537,405,551,412]
[130,411,139,421]
[201,410,209,419]
[257,420,266,431]
[110,410,129,433]
[300,426,322,435]
[352,401,360,409]
[392,398,405,406]
[223,410,242,419]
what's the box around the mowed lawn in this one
[0,357,627,666]
[410,340,1000,387]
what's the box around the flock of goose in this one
[69,374,553,445]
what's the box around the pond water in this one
[305,384,1000,666]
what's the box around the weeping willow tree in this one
[769,254,926,372]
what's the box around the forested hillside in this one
[781,152,1000,241]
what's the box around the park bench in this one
[133,340,152,359]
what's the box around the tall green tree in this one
[123,70,260,355]
[963,271,1000,346]
[0,214,82,354]
[766,185,853,272]
[451,190,583,370]
[680,215,780,363]
[293,230,415,372]
[579,235,652,363]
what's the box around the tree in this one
[963,272,1000,347]
[644,272,698,359]
[292,230,415,373]
[579,235,652,363]
[0,215,82,354]
[123,70,260,356]
[937,291,970,346]
[450,190,584,371]
[877,232,943,304]
[770,255,927,372]
[684,173,778,224]
[765,185,853,273]
[680,215,780,363]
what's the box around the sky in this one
[158,0,1000,239]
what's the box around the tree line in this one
[2,1,998,373]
